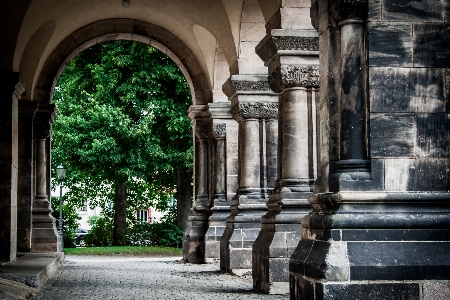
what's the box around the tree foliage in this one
[52,40,193,244]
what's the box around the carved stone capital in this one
[34,123,51,139]
[212,123,226,138]
[331,0,368,22]
[34,104,57,140]
[268,65,320,93]
[222,76,272,98]
[231,101,278,121]
[195,125,211,139]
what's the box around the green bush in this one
[83,216,113,246]
[127,221,183,247]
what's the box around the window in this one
[137,209,150,223]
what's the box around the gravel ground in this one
[32,255,289,300]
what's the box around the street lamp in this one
[56,165,66,251]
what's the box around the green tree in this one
[52,40,193,245]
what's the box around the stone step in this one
[0,252,64,288]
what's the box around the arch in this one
[19,20,56,101]
[34,19,212,105]
[232,0,267,75]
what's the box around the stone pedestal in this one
[0,73,24,262]
[204,103,237,263]
[31,104,60,252]
[252,8,320,293]
[183,105,212,264]
[220,75,277,276]
[17,100,38,252]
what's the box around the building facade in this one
[1,0,449,299]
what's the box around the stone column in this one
[17,100,38,252]
[290,1,450,299]
[0,73,24,261]
[31,103,60,252]
[252,3,320,293]
[330,0,370,190]
[183,105,212,264]
[204,102,237,263]
[220,75,278,276]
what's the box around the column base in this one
[289,191,450,299]
[31,199,60,253]
[182,209,209,264]
[290,277,450,300]
[252,190,312,294]
[220,197,267,275]
[205,206,230,263]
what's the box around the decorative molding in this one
[231,102,278,120]
[268,65,320,93]
[233,80,271,92]
[222,77,272,98]
[272,36,319,52]
[212,123,226,138]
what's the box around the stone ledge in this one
[0,252,64,288]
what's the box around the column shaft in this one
[0,73,23,261]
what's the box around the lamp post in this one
[56,165,66,251]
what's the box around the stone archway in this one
[33,19,212,105]
[21,18,213,254]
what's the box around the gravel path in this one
[32,256,289,300]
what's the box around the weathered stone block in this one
[385,159,411,191]
[370,114,415,158]
[369,23,412,67]
[408,158,449,191]
[382,0,443,22]
[370,68,446,113]
[413,23,450,68]
[318,282,419,300]
[423,282,450,300]
[447,69,450,113]
[417,113,449,158]
[347,241,450,280]
[369,0,382,21]
[269,258,289,282]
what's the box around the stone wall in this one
[369,0,449,192]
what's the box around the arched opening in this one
[50,39,193,248]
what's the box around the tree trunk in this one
[112,181,127,246]
[176,166,193,231]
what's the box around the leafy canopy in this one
[52,40,192,212]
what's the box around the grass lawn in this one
[64,246,182,256]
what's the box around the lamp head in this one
[56,165,67,182]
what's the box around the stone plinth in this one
[220,75,278,276]
[252,12,319,293]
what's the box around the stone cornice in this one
[231,101,278,121]
[208,102,232,119]
[268,65,320,93]
[212,123,226,138]
[256,30,319,65]
[222,75,273,98]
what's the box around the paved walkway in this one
[32,256,289,300]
